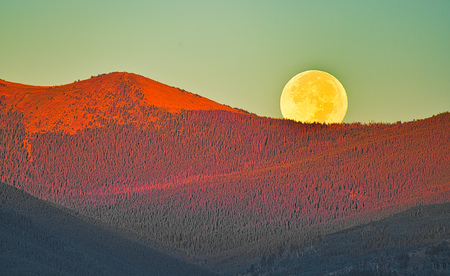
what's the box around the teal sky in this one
[1,0,449,123]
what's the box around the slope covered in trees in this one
[0,73,449,273]
[250,203,450,275]
[0,182,214,276]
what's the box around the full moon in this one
[280,70,348,124]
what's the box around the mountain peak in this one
[0,72,244,133]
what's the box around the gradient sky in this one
[1,0,449,123]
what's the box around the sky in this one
[1,0,449,123]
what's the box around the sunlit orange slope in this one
[0,72,244,134]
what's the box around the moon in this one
[280,70,348,124]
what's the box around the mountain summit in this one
[0,72,243,133]
[1,72,448,274]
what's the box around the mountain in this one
[0,72,449,274]
[0,182,214,276]
[249,202,450,275]
[0,72,244,134]
[2,180,448,276]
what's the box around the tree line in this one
[1,101,449,260]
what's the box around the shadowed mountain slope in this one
[248,203,450,275]
[0,72,244,134]
[0,182,215,276]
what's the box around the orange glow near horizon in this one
[0,72,243,134]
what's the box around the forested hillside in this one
[1,73,449,273]
[248,203,450,275]
[0,182,214,276]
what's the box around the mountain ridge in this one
[0,72,449,274]
[0,181,215,275]
[0,72,246,134]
